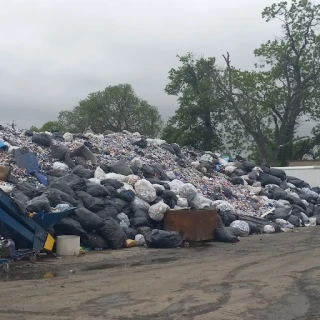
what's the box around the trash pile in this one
[0,126,320,249]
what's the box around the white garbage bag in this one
[169,179,184,194]
[179,183,197,201]
[53,162,69,171]
[125,175,141,185]
[275,218,294,229]
[135,234,146,246]
[88,178,101,184]
[153,184,165,193]
[134,179,157,203]
[177,197,188,208]
[105,172,126,182]
[230,220,250,237]
[148,201,170,221]
[263,225,275,234]
[94,167,106,180]
[117,213,130,226]
[165,171,176,181]
[63,132,73,142]
[131,157,143,168]
[190,194,213,210]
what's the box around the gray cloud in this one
[0,0,281,129]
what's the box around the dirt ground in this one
[0,228,320,320]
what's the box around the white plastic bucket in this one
[56,235,80,256]
[309,217,317,227]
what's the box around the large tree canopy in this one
[163,54,226,151]
[34,84,163,137]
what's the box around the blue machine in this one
[0,190,74,252]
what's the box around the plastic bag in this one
[55,217,87,236]
[118,189,135,202]
[94,167,106,180]
[165,171,175,181]
[131,197,150,212]
[97,218,127,249]
[125,228,138,240]
[190,194,213,210]
[134,179,156,203]
[73,208,104,232]
[169,179,184,194]
[117,213,130,226]
[230,220,250,237]
[131,157,143,168]
[177,197,188,208]
[213,200,235,213]
[27,195,51,213]
[178,183,197,201]
[135,234,146,246]
[145,229,182,248]
[104,172,126,182]
[32,133,52,147]
[87,184,110,197]
[50,144,69,161]
[55,204,71,212]
[125,175,140,185]
[275,218,294,229]
[263,225,275,234]
[73,165,94,179]
[148,201,170,221]
[80,233,108,249]
[63,132,73,142]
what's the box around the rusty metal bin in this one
[163,209,217,242]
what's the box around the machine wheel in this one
[29,255,37,263]
[2,264,9,273]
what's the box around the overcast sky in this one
[0,0,286,129]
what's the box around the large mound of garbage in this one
[0,127,319,249]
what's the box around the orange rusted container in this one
[163,209,217,242]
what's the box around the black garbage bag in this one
[69,177,87,192]
[72,207,104,232]
[80,232,109,249]
[160,190,178,208]
[137,226,152,235]
[76,191,105,212]
[134,209,149,219]
[16,181,37,198]
[50,180,75,197]
[150,164,168,181]
[96,206,119,220]
[229,177,244,185]
[279,180,289,190]
[233,169,247,177]
[25,130,33,137]
[292,210,307,225]
[233,161,245,171]
[287,214,301,227]
[145,229,182,248]
[73,165,94,179]
[273,207,292,220]
[162,144,176,155]
[11,189,30,204]
[248,172,258,181]
[130,217,152,228]
[32,133,52,147]
[54,217,87,236]
[287,176,304,188]
[314,214,320,225]
[50,144,69,161]
[292,204,306,213]
[47,188,78,207]
[313,205,320,215]
[109,160,133,176]
[214,227,238,243]
[101,179,124,189]
[260,164,271,173]
[224,226,242,237]
[112,198,129,212]
[125,227,138,240]
[272,187,288,200]
[247,221,263,234]
[141,164,155,178]
[242,161,256,172]
[26,195,51,213]
[287,195,307,210]
[269,168,286,181]
[218,210,236,227]
[171,143,182,157]
[97,218,127,249]
[259,172,281,187]
[118,190,135,203]
[86,184,110,198]
[132,137,148,149]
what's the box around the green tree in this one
[164,53,226,151]
[57,84,163,137]
[215,0,320,165]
